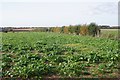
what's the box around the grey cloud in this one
[92,2,117,15]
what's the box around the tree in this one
[74,25,81,35]
[53,27,61,33]
[49,27,54,32]
[2,27,13,33]
[68,25,75,34]
[63,26,69,34]
[88,23,98,37]
[80,24,88,36]
[61,26,65,33]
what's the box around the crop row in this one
[1,32,120,78]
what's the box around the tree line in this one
[49,23,101,37]
[0,23,101,37]
[1,22,119,37]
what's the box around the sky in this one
[0,0,119,27]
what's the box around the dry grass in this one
[100,29,119,39]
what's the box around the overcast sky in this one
[0,0,119,27]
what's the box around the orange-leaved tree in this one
[80,24,88,36]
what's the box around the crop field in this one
[100,29,119,39]
[1,32,120,79]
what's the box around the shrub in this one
[80,24,88,36]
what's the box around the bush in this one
[80,25,88,36]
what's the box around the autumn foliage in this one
[80,24,88,36]
[36,23,101,37]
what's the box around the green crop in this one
[1,32,119,78]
